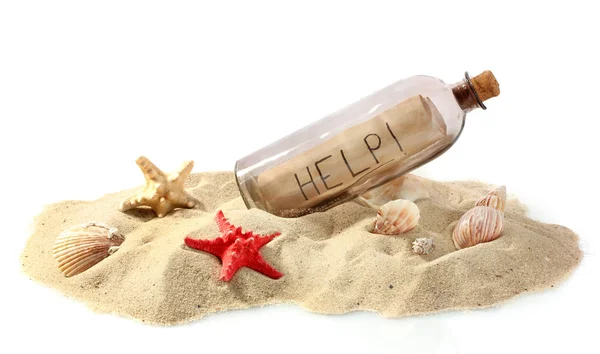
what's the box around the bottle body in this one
[235,74,479,217]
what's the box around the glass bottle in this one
[235,70,500,217]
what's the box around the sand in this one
[20,172,582,325]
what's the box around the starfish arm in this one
[170,160,194,184]
[153,198,175,218]
[219,251,245,281]
[184,191,198,207]
[184,236,230,257]
[120,192,150,211]
[215,210,234,233]
[219,265,239,281]
[246,254,283,280]
[167,190,196,209]
[253,232,280,248]
[136,156,166,183]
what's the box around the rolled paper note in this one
[256,95,449,216]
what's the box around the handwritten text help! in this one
[256,95,449,216]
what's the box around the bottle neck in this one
[452,72,486,113]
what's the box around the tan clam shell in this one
[452,206,504,249]
[357,174,431,209]
[52,222,125,277]
[475,185,506,212]
[367,199,420,235]
[412,237,435,255]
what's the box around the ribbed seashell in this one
[52,222,125,277]
[366,199,420,235]
[412,237,435,255]
[357,174,431,209]
[475,185,506,212]
[452,206,504,249]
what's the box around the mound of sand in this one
[21,172,582,325]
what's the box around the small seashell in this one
[366,199,420,235]
[357,174,430,209]
[475,185,506,212]
[412,237,435,255]
[52,222,125,277]
[452,206,504,249]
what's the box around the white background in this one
[1,1,598,353]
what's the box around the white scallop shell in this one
[52,222,125,277]
[412,237,434,255]
[475,185,506,212]
[356,174,431,209]
[452,206,504,249]
[366,199,420,235]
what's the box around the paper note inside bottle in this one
[256,95,447,214]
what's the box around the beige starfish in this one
[120,156,196,217]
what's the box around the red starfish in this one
[184,210,283,281]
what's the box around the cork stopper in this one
[471,70,500,102]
